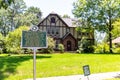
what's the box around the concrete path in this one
[26,72,120,80]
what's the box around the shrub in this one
[5,26,29,54]
[77,37,94,53]
[58,44,64,53]
[113,48,120,53]
[112,43,120,53]
[41,37,55,53]
[94,43,109,53]
[0,33,6,53]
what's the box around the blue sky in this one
[24,0,76,18]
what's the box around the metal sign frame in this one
[83,65,90,76]
[21,31,47,49]
[21,27,47,80]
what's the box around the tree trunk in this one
[109,29,112,53]
[109,11,113,53]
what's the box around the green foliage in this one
[0,33,4,41]
[25,6,41,14]
[94,43,120,54]
[113,47,120,53]
[62,14,70,18]
[0,8,11,36]
[73,0,120,53]
[0,54,120,80]
[7,0,26,29]
[0,33,5,53]
[94,43,109,53]
[0,0,27,36]
[5,26,29,54]
[112,19,120,39]
[58,44,64,53]
[0,0,42,36]
[0,0,14,9]
[77,37,94,53]
[23,6,41,26]
[112,43,120,53]
[41,37,55,53]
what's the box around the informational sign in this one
[83,65,90,76]
[21,26,47,80]
[21,31,47,48]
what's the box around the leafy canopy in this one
[0,0,14,9]
[73,0,120,32]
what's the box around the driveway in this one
[26,72,120,80]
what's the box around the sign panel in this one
[21,31,47,48]
[83,65,90,76]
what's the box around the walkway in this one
[26,72,120,80]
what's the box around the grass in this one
[105,78,120,80]
[0,53,120,80]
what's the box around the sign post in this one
[21,26,47,80]
[33,48,37,80]
[83,65,90,80]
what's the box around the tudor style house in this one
[38,12,94,51]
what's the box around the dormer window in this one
[51,17,55,23]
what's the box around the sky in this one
[24,0,76,18]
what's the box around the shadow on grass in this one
[0,54,51,80]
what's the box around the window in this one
[52,30,54,34]
[47,27,51,34]
[82,32,85,35]
[56,31,59,34]
[51,17,55,23]
[67,28,70,33]
[56,27,59,35]
[55,40,60,49]
[86,33,89,35]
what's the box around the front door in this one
[67,41,71,51]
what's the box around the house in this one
[112,37,120,44]
[112,37,120,47]
[38,12,94,51]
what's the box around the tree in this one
[0,0,14,9]
[73,0,120,53]
[63,14,70,18]
[5,26,29,53]
[0,33,5,53]
[7,0,26,30]
[23,6,42,26]
[97,0,120,53]
[25,6,41,14]
[0,0,27,36]
[0,1,42,36]
[0,8,10,36]
[112,19,120,39]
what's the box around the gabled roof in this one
[62,18,77,27]
[38,12,77,27]
[62,32,76,41]
[38,12,68,27]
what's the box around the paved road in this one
[26,72,120,80]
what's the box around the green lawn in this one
[0,53,120,80]
[105,78,120,80]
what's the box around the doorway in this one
[67,41,71,51]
